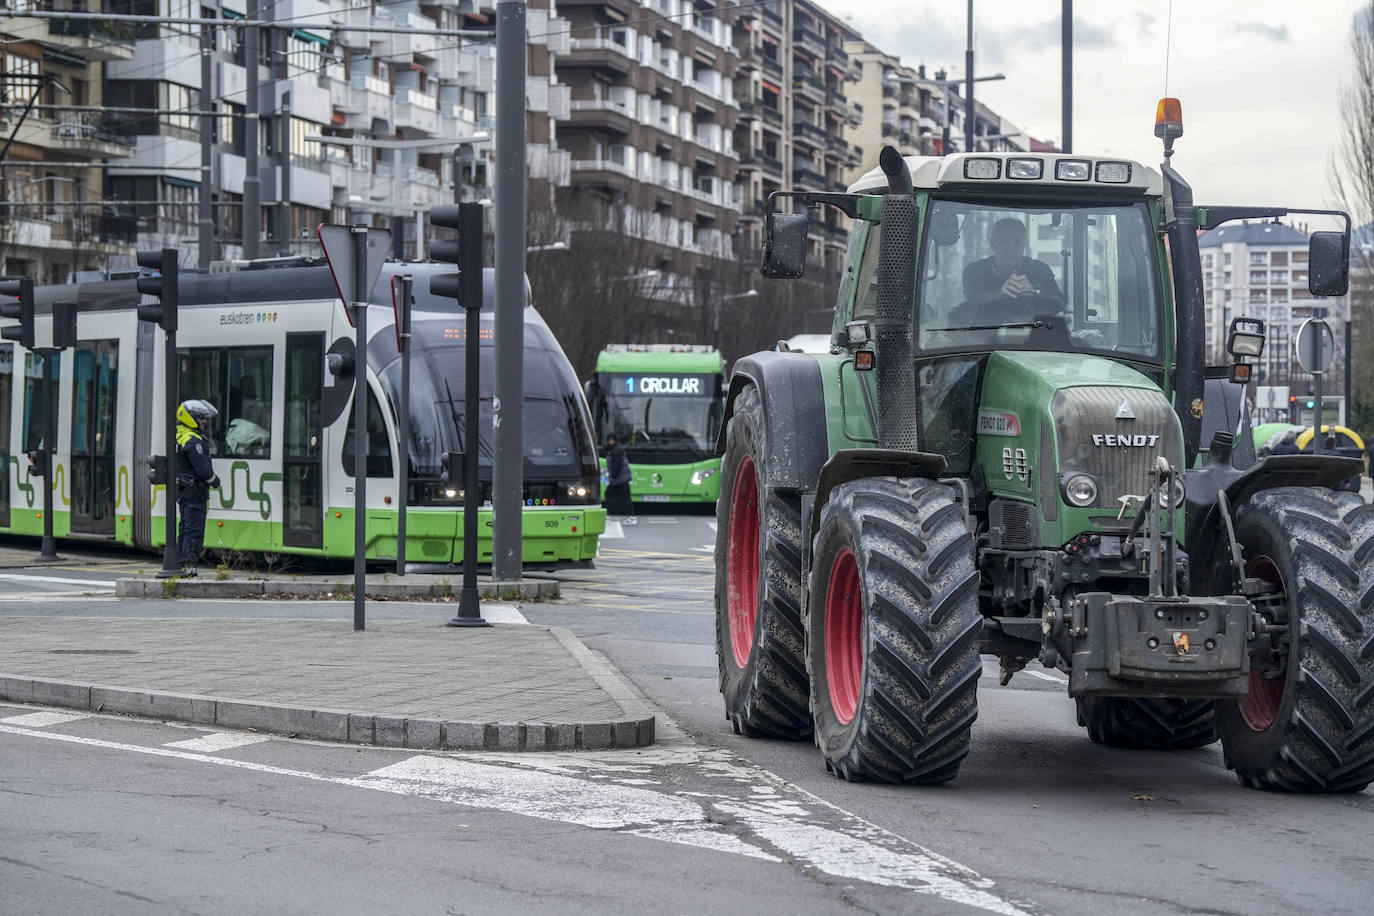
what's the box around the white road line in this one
[0,711,90,728]
[646,518,677,525]
[690,545,715,553]
[164,732,274,753]
[0,573,118,588]
[705,521,717,533]
[0,725,1028,915]
[1023,670,1066,683]
[476,604,528,625]
[602,520,625,539]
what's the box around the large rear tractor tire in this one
[714,385,811,739]
[1217,488,1374,792]
[1076,696,1218,749]
[807,478,981,784]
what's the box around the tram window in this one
[178,345,273,457]
[342,388,394,478]
[22,351,59,452]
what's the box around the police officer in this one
[175,399,221,577]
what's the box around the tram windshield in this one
[377,320,599,503]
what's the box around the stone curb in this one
[113,578,560,602]
[0,672,653,751]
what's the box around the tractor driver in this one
[960,217,1063,310]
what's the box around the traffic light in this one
[0,277,35,349]
[428,204,482,306]
[53,301,77,350]
[135,248,178,332]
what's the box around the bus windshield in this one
[597,372,721,464]
[897,200,1162,360]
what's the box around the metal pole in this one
[1345,320,1353,427]
[279,91,291,256]
[1312,319,1326,450]
[964,0,974,153]
[199,25,214,269]
[396,273,411,576]
[1062,0,1072,153]
[244,0,260,259]
[452,147,463,204]
[35,350,58,561]
[492,0,526,583]
[352,226,368,629]
[155,326,179,577]
[450,202,488,626]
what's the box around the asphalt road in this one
[3,500,1374,915]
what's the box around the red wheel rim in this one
[1240,555,1286,731]
[825,547,863,725]
[726,456,760,669]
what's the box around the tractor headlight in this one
[690,467,717,487]
[1063,473,1099,507]
[1156,476,1187,509]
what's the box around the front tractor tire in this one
[1217,488,1374,792]
[808,478,981,784]
[1076,696,1218,750]
[714,386,811,739]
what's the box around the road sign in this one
[1294,318,1334,374]
[317,224,391,305]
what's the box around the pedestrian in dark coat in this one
[603,434,635,519]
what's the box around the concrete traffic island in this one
[0,617,653,751]
[115,574,560,602]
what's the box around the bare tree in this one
[1332,0,1374,433]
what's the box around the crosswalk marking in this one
[1024,670,1066,683]
[165,732,274,753]
[0,573,117,588]
[0,724,1028,915]
[603,520,625,539]
[0,711,90,728]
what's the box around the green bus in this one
[587,344,726,504]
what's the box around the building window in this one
[1,53,39,107]
[1249,251,1267,265]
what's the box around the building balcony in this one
[7,113,137,160]
[761,56,783,78]
[567,99,634,135]
[792,25,825,58]
[793,164,825,188]
[382,11,440,59]
[35,14,138,62]
[792,121,827,149]
[395,88,439,135]
[736,101,760,122]
[761,3,783,26]
[793,75,824,105]
[564,38,634,75]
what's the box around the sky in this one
[813,0,1369,229]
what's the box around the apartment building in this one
[730,0,859,270]
[0,4,138,283]
[552,0,742,306]
[1200,221,1349,411]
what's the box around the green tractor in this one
[715,100,1373,791]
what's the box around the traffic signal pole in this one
[36,347,58,562]
[136,248,181,578]
[351,226,368,630]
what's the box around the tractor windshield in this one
[901,200,1162,361]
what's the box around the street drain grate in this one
[48,649,138,655]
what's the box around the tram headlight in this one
[559,479,599,504]
[690,467,717,487]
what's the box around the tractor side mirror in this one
[1308,231,1349,297]
[761,211,809,279]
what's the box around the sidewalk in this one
[0,615,655,752]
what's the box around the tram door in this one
[70,340,118,535]
[283,333,323,548]
[0,343,12,528]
